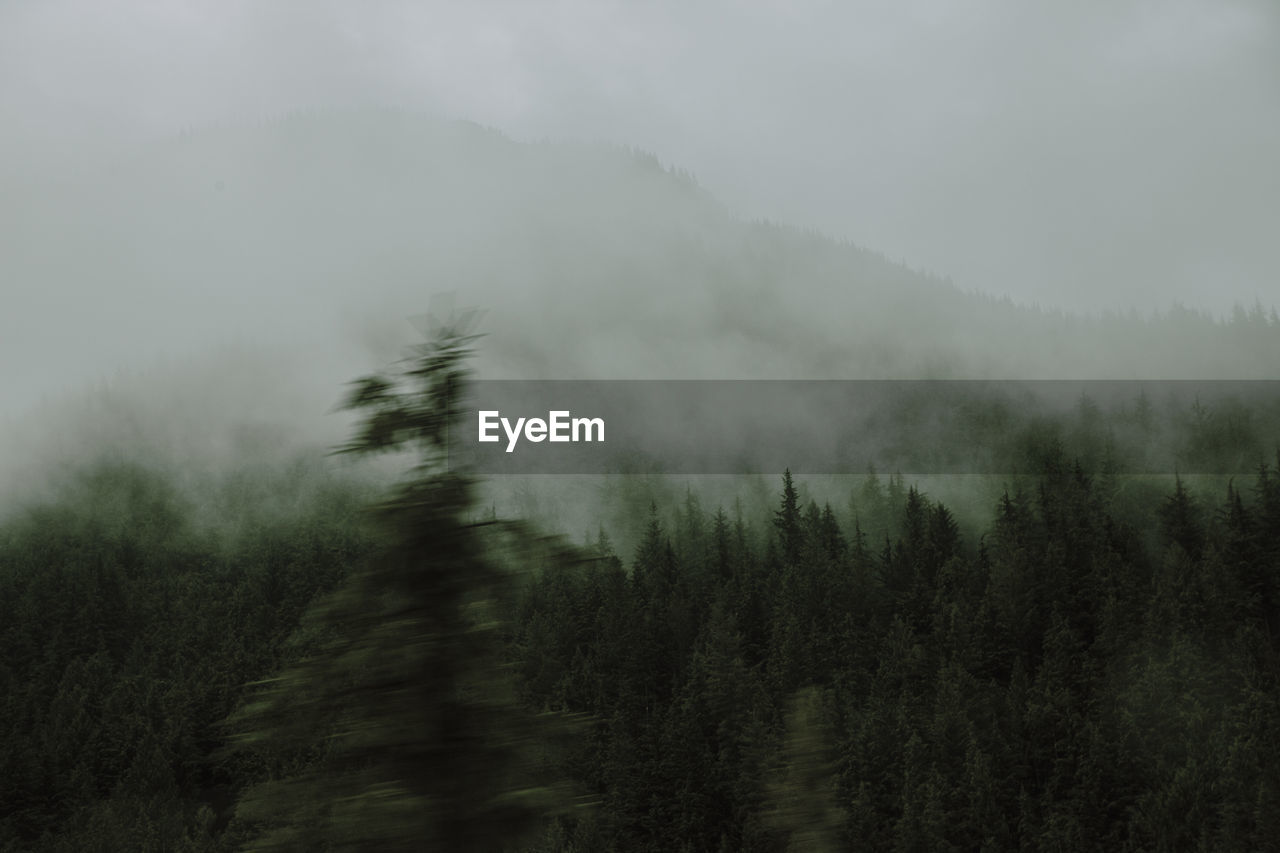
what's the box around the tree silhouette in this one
[227,312,573,851]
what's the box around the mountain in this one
[4,108,1277,416]
[3,108,1277,521]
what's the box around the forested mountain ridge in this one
[4,108,1280,850]
[5,431,1280,849]
[4,108,1278,421]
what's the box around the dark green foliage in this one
[225,317,578,851]
[773,469,802,567]
[764,686,842,852]
[5,350,1280,851]
[508,461,1280,852]
[0,455,376,851]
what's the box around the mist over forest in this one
[3,3,1280,850]
[5,110,1279,415]
[4,110,1278,495]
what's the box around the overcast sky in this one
[1,0,1276,315]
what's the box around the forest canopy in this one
[3,325,1279,851]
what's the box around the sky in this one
[2,0,1277,317]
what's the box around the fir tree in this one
[226,313,574,851]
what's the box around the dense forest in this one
[3,326,1279,851]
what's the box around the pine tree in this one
[1159,476,1204,559]
[774,470,803,566]
[819,502,846,563]
[712,507,732,581]
[226,314,574,851]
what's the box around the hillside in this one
[4,110,1277,433]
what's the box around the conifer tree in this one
[1159,476,1204,559]
[227,313,573,851]
[774,469,803,566]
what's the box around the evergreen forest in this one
[3,323,1279,851]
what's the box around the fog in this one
[7,7,1280,848]
[2,1,1278,505]
[5,0,1277,310]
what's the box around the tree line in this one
[2,329,1279,850]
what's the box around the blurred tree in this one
[227,313,574,851]
[766,686,842,852]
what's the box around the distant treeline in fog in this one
[5,109,1280,426]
